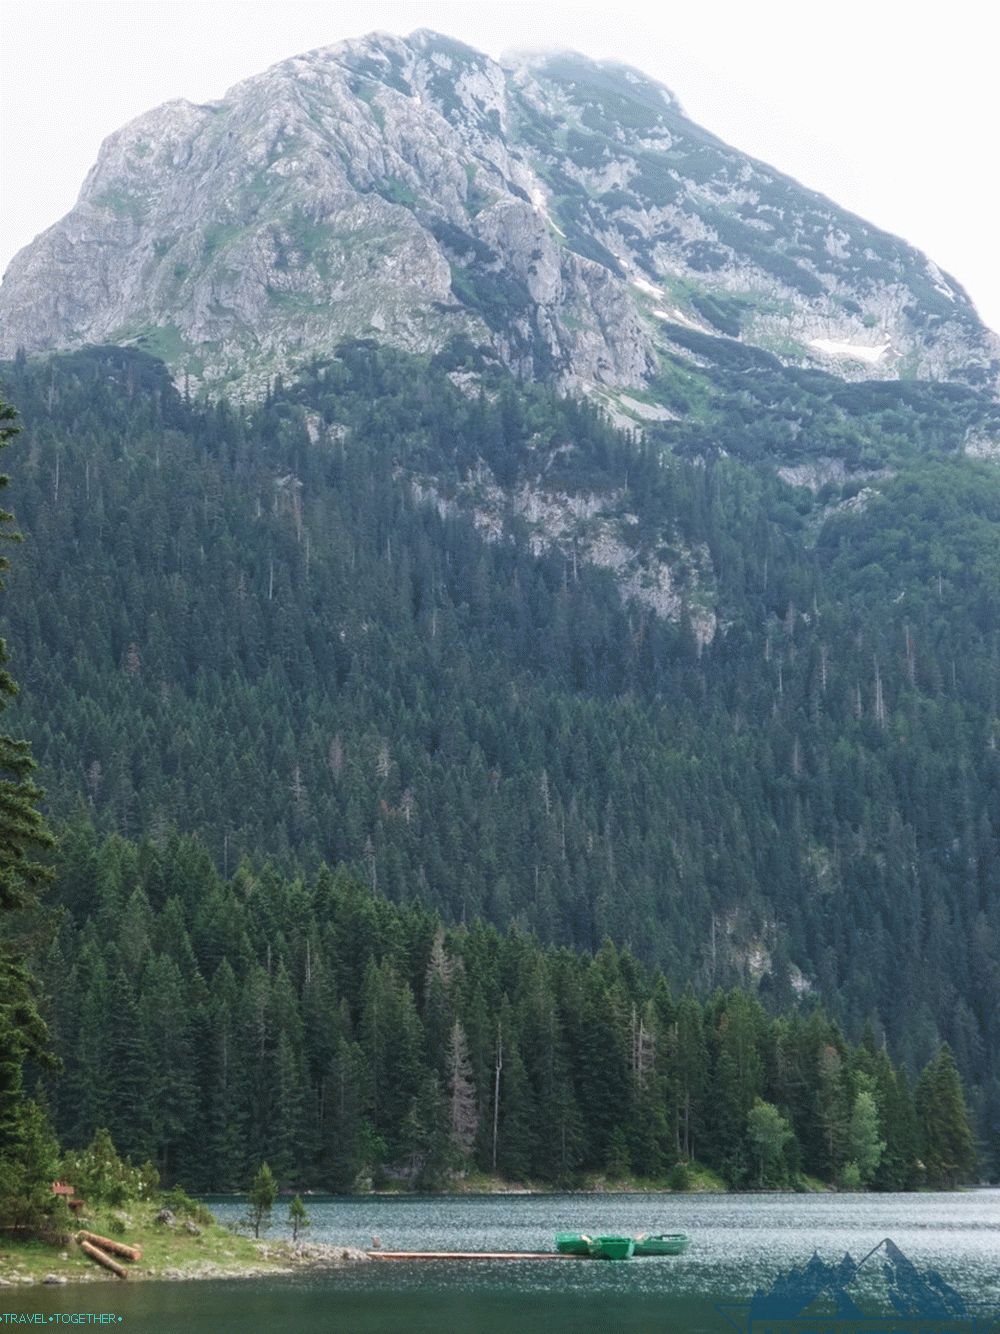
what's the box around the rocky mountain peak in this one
[503,46,681,115]
[2,29,997,400]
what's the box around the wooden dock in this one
[367,1250,570,1261]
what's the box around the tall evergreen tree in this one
[445,1020,478,1157]
[871,1055,920,1191]
[915,1045,976,1187]
[672,989,708,1162]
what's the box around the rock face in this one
[1,29,997,397]
[411,473,719,644]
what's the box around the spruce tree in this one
[672,989,707,1162]
[445,1019,478,1157]
[245,1161,278,1237]
[0,1098,64,1234]
[288,1194,310,1241]
[321,1034,373,1192]
[915,1044,976,1186]
[872,1058,919,1191]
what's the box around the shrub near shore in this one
[0,1132,365,1286]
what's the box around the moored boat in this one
[554,1232,592,1255]
[587,1234,635,1260]
[632,1232,689,1256]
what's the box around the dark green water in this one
[4,1191,998,1332]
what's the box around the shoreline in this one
[4,1179,984,1289]
[0,1239,371,1289]
[209,1167,733,1198]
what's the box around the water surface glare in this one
[5,1190,998,1332]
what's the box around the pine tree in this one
[245,1161,278,1237]
[359,960,426,1156]
[672,989,707,1162]
[872,1057,919,1191]
[320,1027,375,1192]
[103,969,154,1161]
[3,348,1000,1151]
[400,1075,451,1190]
[494,1033,536,1182]
[140,955,198,1184]
[197,962,246,1192]
[0,1097,64,1234]
[445,1020,478,1158]
[288,1193,310,1241]
[710,992,764,1184]
[915,1044,976,1186]
[813,1040,850,1180]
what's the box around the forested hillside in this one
[1,343,997,1168]
[32,826,974,1192]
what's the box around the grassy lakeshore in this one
[1,1163,834,1286]
[0,1201,367,1287]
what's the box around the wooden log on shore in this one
[77,1230,142,1262]
[79,1240,129,1279]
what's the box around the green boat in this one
[632,1232,689,1256]
[554,1232,593,1256]
[587,1234,635,1260]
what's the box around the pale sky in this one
[3,0,999,333]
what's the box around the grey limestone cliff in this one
[2,29,997,399]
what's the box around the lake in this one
[5,1191,998,1332]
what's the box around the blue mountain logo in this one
[718,1237,999,1333]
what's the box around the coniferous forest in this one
[0,338,996,1195]
[31,827,979,1193]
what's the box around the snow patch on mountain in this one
[808,337,893,365]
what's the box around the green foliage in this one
[838,1161,862,1191]
[915,1045,976,1186]
[630,151,683,207]
[448,263,533,330]
[704,206,825,297]
[688,291,746,337]
[0,1099,67,1237]
[654,326,1000,469]
[288,1193,310,1241]
[747,1099,794,1187]
[605,1127,631,1179]
[244,1162,278,1237]
[25,829,943,1192]
[374,177,417,209]
[0,399,52,913]
[846,1085,885,1185]
[666,1160,691,1192]
[61,1127,159,1206]
[161,1185,214,1227]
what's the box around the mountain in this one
[2,30,998,401]
[0,29,998,1174]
